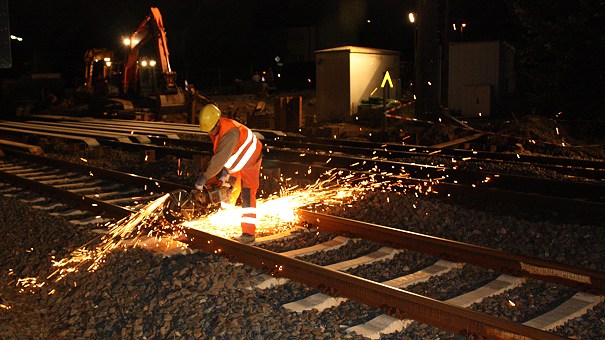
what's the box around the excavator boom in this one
[123,7,178,96]
[79,7,185,117]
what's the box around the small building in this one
[448,40,515,117]
[315,46,400,122]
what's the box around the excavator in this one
[81,48,117,96]
[79,7,186,117]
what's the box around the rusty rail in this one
[0,149,189,218]
[0,169,133,218]
[181,227,561,339]
[298,210,605,294]
[0,149,190,193]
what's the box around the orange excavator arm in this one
[123,7,177,95]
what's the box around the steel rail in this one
[11,135,605,224]
[19,134,603,225]
[180,227,561,339]
[263,146,605,208]
[260,144,605,202]
[0,120,148,143]
[0,166,132,219]
[0,149,189,218]
[20,116,605,174]
[1,149,191,193]
[0,125,101,147]
[25,120,181,139]
[148,136,444,171]
[278,135,605,170]
[15,120,594,205]
[148,136,605,202]
[298,210,605,294]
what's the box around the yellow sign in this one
[381,71,393,88]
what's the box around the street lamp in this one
[408,12,418,101]
[452,22,468,41]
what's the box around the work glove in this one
[218,168,230,183]
[194,176,207,190]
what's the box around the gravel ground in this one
[1,135,603,338]
[327,190,605,271]
[469,280,578,322]
[403,154,604,184]
[345,250,436,283]
[0,195,368,339]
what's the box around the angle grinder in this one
[163,181,233,224]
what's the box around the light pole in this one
[408,12,417,103]
[415,0,440,117]
[120,37,131,96]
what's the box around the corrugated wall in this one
[448,41,501,116]
[316,50,350,122]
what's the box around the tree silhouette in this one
[508,0,605,118]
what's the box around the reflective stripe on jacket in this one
[210,118,261,174]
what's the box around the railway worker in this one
[195,104,262,244]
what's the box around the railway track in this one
[2,118,604,225]
[1,148,603,338]
[0,149,188,221]
[6,116,605,187]
[179,212,605,339]
[13,116,605,179]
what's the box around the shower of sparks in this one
[16,277,44,288]
[44,170,379,283]
[184,169,379,238]
[41,163,437,284]
[15,277,46,294]
[0,304,12,310]
[47,194,177,282]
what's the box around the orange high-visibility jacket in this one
[209,118,262,174]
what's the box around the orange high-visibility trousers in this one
[225,155,261,235]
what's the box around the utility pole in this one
[415,0,440,117]
[0,0,11,69]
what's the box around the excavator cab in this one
[80,48,122,97]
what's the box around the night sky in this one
[2,1,515,88]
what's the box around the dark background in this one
[2,0,604,118]
[0,1,509,85]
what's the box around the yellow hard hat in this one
[199,104,221,132]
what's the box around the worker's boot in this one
[233,233,255,244]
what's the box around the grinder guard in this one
[163,182,232,224]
